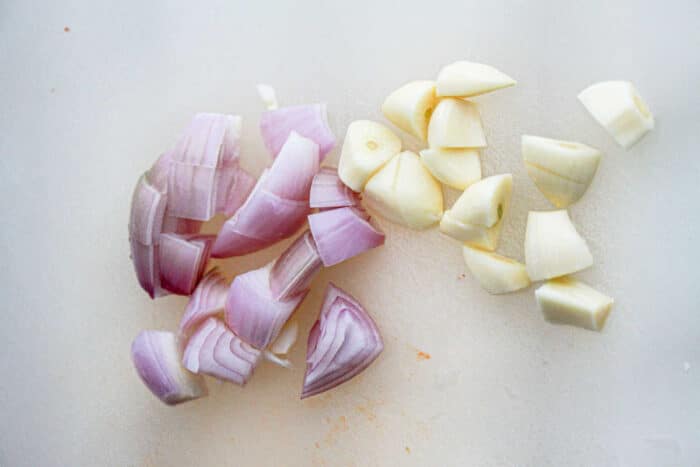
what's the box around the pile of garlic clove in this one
[339,60,654,332]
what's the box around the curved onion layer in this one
[269,230,322,300]
[131,330,206,405]
[308,207,385,267]
[158,234,215,295]
[167,114,242,221]
[302,283,383,399]
[212,132,320,258]
[183,318,261,386]
[225,265,308,349]
[178,268,229,341]
[260,104,335,160]
[309,167,359,209]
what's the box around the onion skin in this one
[301,283,383,399]
[131,330,206,405]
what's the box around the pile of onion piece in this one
[130,90,384,405]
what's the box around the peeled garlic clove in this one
[440,213,503,250]
[522,135,601,208]
[525,210,592,281]
[440,174,512,249]
[535,277,613,331]
[395,151,444,229]
[578,81,654,149]
[436,61,516,98]
[448,174,512,228]
[364,151,444,230]
[381,80,437,141]
[419,147,481,190]
[338,120,402,192]
[427,98,486,148]
[462,246,530,294]
[362,152,403,225]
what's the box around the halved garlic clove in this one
[364,151,443,230]
[439,174,512,250]
[535,277,613,331]
[338,120,402,192]
[427,98,486,148]
[362,152,402,225]
[522,135,602,208]
[462,246,530,294]
[577,81,654,149]
[525,210,592,281]
[381,80,437,141]
[419,147,481,190]
[436,61,516,98]
[394,151,444,228]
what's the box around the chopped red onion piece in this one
[309,167,359,209]
[179,268,229,341]
[260,103,335,160]
[183,318,261,385]
[158,234,214,295]
[302,284,383,399]
[269,230,322,300]
[220,168,256,217]
[212,132,320,258]
[129,175,169,298]
[308,207,385,267]
[168,114,242,221]
[225,265,308,349]
[131,330,206,405]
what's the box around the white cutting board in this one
[1,1,699,466]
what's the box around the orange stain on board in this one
[417,351,431,361]
[405,446,411,454]
[320,415,349,447]
[64,26,70,32]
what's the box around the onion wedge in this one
[302,283,383,399]
[178,268,229,341]
[212,132,320,258]
[225,264,308,349]
[308,208,385,267]
[183,318,261,386]
[131,330,206,405]
[269,230,323,300]
[309,167,359,209]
